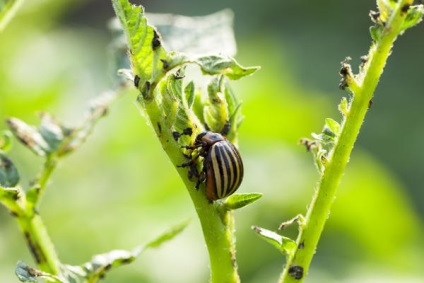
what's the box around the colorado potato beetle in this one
[183,131,244,201]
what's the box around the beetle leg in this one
[195,171,206,190]
[188,163,200,181]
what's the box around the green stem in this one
[279,1,412,282]
[141,100,239,283]
[16,213,61,276]
[28,155,58,209]
[185,180,239,283]
[0,0,24,32]
[0,156,61,277]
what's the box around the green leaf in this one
[111,0,171,97]
[325,118,341,136]
[370,24,384,42]
[338,97,349,116]
[400,5,424,32]
[144,219,190,249]
[194,55,259,80]
[204,76,229,133]
[0,130,12,151]
[223,193,262,210]
[61,220,189,282]
[0,152,19,187]
[251,226,297,256]
[184,81,195,109]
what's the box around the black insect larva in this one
[184,131,244,201]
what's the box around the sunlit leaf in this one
[0,130,12,151]
[111,0,171,91]
[223,193,262,210]
[338,97,349,116]
[325,118,341,137]
[251,226,297,256]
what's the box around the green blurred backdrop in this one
[1,1,423,282]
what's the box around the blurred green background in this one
[1,1,424,282]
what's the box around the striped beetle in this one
[182,131,244,202]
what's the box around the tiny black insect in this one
[288,265,304,280]
[152,30,161,50]
[134,75,140,88]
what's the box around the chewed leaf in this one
[194,55,259,80]
[111,0,172,91]
[252,226,297,256]
[6,117,50,156]
[0,153,19,187]
[223,193,262,210]
[338,97,349,116]
[146,9,237,56]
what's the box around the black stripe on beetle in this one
[181,131,244,201]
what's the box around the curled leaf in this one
[400,5,424,32]
[193,55,259,80]
[0,152,19,187]
[252,226,297,256]
[38,113,66,152]
[6,117,49,156]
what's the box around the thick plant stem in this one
[16,214,61,276]
[141,100,239,283]
[279,1,412,282]
[184,178,239,283]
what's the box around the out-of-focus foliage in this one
[0,1,423,283]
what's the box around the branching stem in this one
[280,1,413,282]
